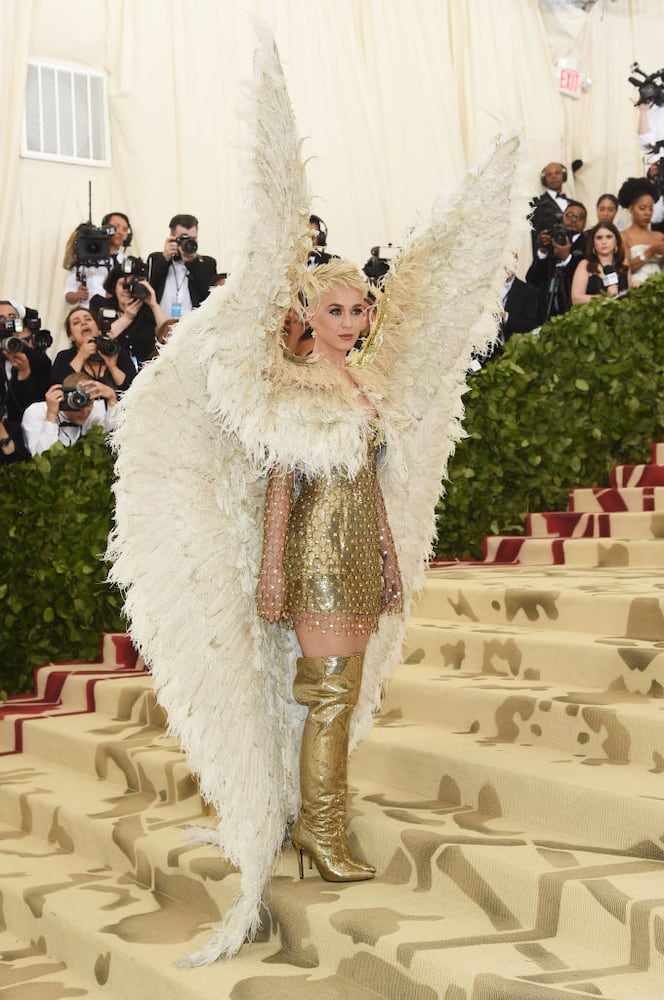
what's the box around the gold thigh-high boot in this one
[291,653,375,882]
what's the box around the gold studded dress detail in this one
[257,419,402,638]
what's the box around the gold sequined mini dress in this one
[283,420,401,637]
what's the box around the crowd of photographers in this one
[0,212,225,467]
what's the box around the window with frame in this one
[22,60,110,166]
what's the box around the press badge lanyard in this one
[170,261,187,319]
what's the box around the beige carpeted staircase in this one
[2,448,664,999]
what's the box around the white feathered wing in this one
[108,26,312,965]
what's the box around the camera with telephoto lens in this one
[121,256,150,301]
[24,316,53,351]
[59,385,92,411]
[0,317,25,354]
[628,63,664,107]
[174,233,198,256]
[551,224,572,246]
[0,336,24,354]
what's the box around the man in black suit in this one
[529,162,570,256]
[526,201,588,325]
[501,273,539,341]
[146,214,217,319]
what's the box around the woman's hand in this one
[81,379,118,408]
[73,338,98,368]
[651,232,664,257]
[124,296,143,320]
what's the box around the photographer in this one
[632,62,664,155]
[1,301,52,457]
[22,374,117,457]
[50,307,136,395]
[146,214,217,318]
[526,201,587,324]
[529,162,570,257]
[63,212,133,309]
[90,262,166,367]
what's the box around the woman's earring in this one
[310,329,316,338]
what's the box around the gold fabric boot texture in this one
[291,653,375,881]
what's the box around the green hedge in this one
[0,428,125,698]
[435,273,664,559]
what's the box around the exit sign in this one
[558,65,582,99]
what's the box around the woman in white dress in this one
[618,177,664,286]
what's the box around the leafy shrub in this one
[0,428,124,697]
[435,273,664,559]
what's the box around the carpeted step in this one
[352,720,664,857]
[415,566,664,639]
[4,771,662,1000]
[0,821,306,1000]
[379,660,664,767]
[270,784,664,999]
[0,634,145,755]
[472,975,664,999]
[403,617,664,693]
[482,535,664,567]
[526,510,664,539]
[611,462,664,488]
[0,927,118,999]
[569,485,664,512]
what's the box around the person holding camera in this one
[22,373,118,457]
[635,88,664,158]
[1,301,52,407]
[618,177,664,286]
[90,263,167,367]
[146,214,217,319]
[528,162,570,256]
[526,201,587,324]
[63,212,133,309]
[50,308,136,395]
[571,222,631,306]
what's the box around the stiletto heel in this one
[297,848,304,879]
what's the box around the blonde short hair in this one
[298,259,369,317]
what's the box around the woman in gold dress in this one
[256,259,402,882]
[109,27,520,964]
